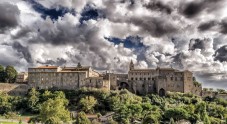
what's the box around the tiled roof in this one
[36,66,59,69]
[130,69,155,71]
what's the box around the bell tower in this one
[129,60,134,70]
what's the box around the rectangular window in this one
[148,78,151,80]
[131,78,133,80]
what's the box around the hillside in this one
[0,88,227,124]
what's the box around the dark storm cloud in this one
[1,41,32,63]
[28,0,75,20]
[11,42,32,63]
[37,58,67,66]
[180,1,203,18]
[144,1,173,14]
[198,20,217,31]
[180,0,224,18]
[0,2,20,32]
[131,17,178,37]
[189,39,205,50]
[214,45,227,62]
[219,19,227,34]
[172,53,185,69]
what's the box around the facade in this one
[16,72,28,83]
[28,63,110,90]
[111,61,202,96]
[26,61,202,96]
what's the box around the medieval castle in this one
[0,61,203,96]
[18,61,202,96]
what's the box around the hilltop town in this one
[0,63,227,124]
[0,61,226,100]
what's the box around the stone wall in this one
[29,71,87,90]
[0,83,30,96]
[183,71,193,93]
[191,85,202,96]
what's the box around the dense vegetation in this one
[0,88,227,123]
[0,65,17,83]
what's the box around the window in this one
[148,78,151,80]
[171,77,173,81]
[144,78,146,80]
[135,78,137,80]
[140,78,142,80]
[175,77,177,81]
[131,77,133,80]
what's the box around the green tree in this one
[128,104,142,120]
[113,105,130,124]
[142,114,158,124]
[75,111,91,124]
[108,95,121,111]
[0,92,12,114]
[27,88,40,113]
[217,89,226,93]
[141,103,152,112]
[79,96,97,113]
[39,98,70,124]
[164,108,189,121]
[0,65,5,82]
[5,66,17,83]
[195,102,210,124]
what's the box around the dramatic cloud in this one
[198,20,217,31]
[180,0,225,18]
[214,45,227,62]
[1,0,227,88]
[144,1,173,14]
[0,2,20,32]
[219,19,227,34]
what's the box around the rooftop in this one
[30,65,59,69]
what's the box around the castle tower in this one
[129,60,134,70]
[77,62,82,68]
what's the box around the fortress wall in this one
[0,83,30,96]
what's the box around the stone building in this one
[28,63,110,90]
[16,72,28,83]
[112,61,202,96]
[26,61,202,96]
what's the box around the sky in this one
[0,0,227,89]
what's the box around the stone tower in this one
[129,60,134,70]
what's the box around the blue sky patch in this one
[80,4,105,23]
[106,36,147,61]
[105,36,145,49]
[28,0,75,20]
